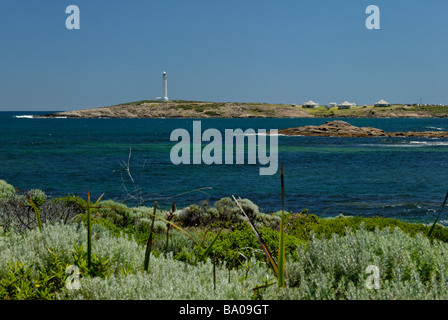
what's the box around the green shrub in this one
[0,247,71,300]
[86,203,171,248]
[52,194,87,214]
[285,214,448,243]
[88,202,187,265]
[26,189,47,207]
[91,217,123,239]
[194,223,302,269]
[95,200,133,227]
[0,242,112,300]
[72,244,112,278]
[0,261,61,300]
[157,229,195,259]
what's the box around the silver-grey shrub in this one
[4,221,448,300]
[0,180,15,200]
[61,255,274,300]
[0,222,274,300]
[0,223,143,277]
[283,225,448,300]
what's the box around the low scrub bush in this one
[178,198,280,230]
[285,213,448,243]
[90,202,170,246]
[284,226,448,299]
[0,180,15,200]
[0,260,66,300]
[95,200,134,227]
[26,189,48,207]
[52,194,87,215]
[0,223,274,300]
[191,223,302,269]
[3,219,448,299]
[60,255,271,300]
[3,193,448,300]
[72,244,113,278]
[0,196,80,233]
[0,223,143,286]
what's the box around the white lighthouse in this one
[162,71,169,102]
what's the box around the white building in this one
[374,99,390,107]
[338,101,356,109]
[327,103,338,109]
[302,100,319,108]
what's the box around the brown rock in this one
[275,121,448,138]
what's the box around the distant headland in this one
[35,100,448,119]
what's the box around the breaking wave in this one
[14,115,34,119]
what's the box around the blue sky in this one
[1,0,447,111]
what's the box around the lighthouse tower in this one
[162,71,169,102]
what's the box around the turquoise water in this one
[1,112,448,225]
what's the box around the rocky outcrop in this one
[36,102,314,119]
[35,100,448,119]
[276,120,448,138]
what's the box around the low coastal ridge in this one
[36,100,448,119]
[36,101,313,119]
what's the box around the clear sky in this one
[1,0,447,111]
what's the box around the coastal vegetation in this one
[312,103,448,119]
[169,103,224,113]
[1,178,448,300]
[411,104,448,116]
[299,104,448,118]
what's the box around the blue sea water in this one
[1,111,448,225]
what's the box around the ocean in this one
[1,111,448,225]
